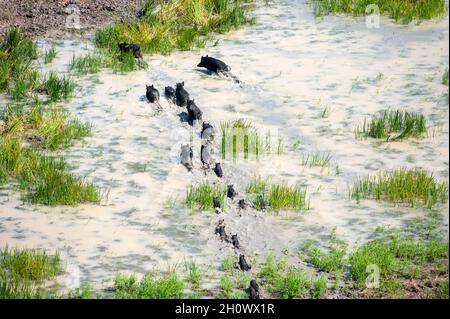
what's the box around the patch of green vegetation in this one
[95,0,255,58]
[322,108,331,119]
[0,29,38,94]
[67,286,95,299]
[301,229,347,287]
[220,119,283,160]
[1,29,75,102]
[306,243,346,273]
[185,261,202,290]
[40,72,75,102]
[300,151,332,168]
[0,138,100,206]
[219,275,247,299]
[349,237,448,290]
[247,177,309,212]
[1,103,91,150]
[0,247,61,298]
[355,110,427,141]
[69,50,147,75]
[442,68,449,86]
[434,280,449,299]
[222,255,238,273]
[185,182,226,212]
[0,30,100,206]
[44,47,57,64]
[258,255,328,299]
[350,168,448,208]
[114,272,185,299]
[309,0,448,24]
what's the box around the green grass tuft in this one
[114,272,185,299]
[350,168,448,208]
[95,0,255,58]
[355,110,427,141]
[186,182,226,212]
[309,0,448,24]
[0,247,60,282]
[442,68,449,86]
[44,47,57,64]
[221,119,283,160]
[0,137,100,206]
[0,247,61,298]
[40,72,75,102]
[0,30,99,207]
[300,151,332,168]
[247,177,309,212]
[349,237,448,287]
[258,255,328,299]
[70,50,145,75]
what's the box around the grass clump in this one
[0,138,100,206]
[349,237,448,289]
[44,47,57,64]
[350,168,448,208]
[0,247,60,281]
[69,51,145,75]
[300,151,332,168]
[442,68,449,86]
[309,0,448,24]
[219,275,247,299]
[258,255,328,299]
[220,119,283,160]
[185,182,226,212]
[0,29,38,94]
[1,29,74,102]
[1,103,91,150]
[40,72,75,102]
[95,0,255,57]
[185,261,202,290]
[114,272,185,299]
[355,110,427,141]
[305,243,346,274]
[0,30,99,207]
[247,177,309,212]
[0,247,61,298]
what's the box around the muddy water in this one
[0,0,449,292]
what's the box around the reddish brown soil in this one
[0,0,145,38]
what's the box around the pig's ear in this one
[182,81,185,86]
[206,54,208,57]
[146,85,149,89]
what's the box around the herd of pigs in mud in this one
[120,41,260,299]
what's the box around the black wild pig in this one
[118,42,143,60]
[239,255,251,271]
[249,280,260,299]
[201,122,215,141]
[187,99,203,123]
[175,82,189,107]
[227,185,236,199]
[213,197,221,209]
[258,195,266,210]
[180,145,193,171]
[231,234,240,249]
[197,55,231,73]
[214,163,223,178]
[201,144,213,168]
[146,85,160,103]
[238,199,246,209]
[164,86,176,102]
[215,223,229,242]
